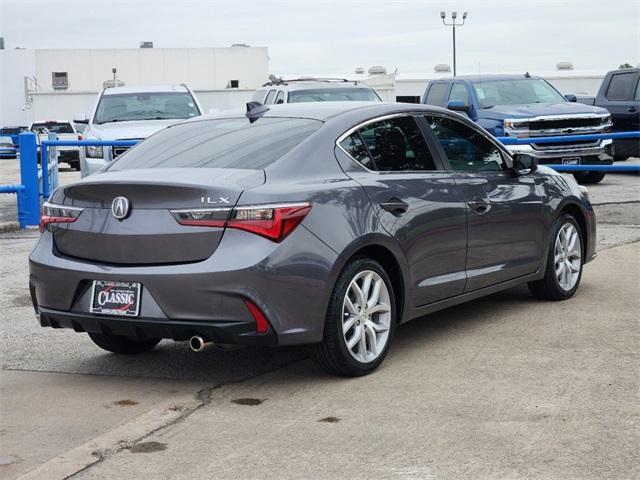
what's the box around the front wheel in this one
[528,214,584,300]
[310,258,396,377]
[573,171,605,184]
[88,332,160,354]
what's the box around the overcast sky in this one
[1,0,638,76]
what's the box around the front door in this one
[424,114,545,291]
[337,114,468,307]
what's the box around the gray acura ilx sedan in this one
[29,102,595,376]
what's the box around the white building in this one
[0,46,269,127]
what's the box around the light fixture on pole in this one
[440,11,468,77]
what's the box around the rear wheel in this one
[573,171,605,184]
[528,214,583,300]
[310,258,396,377]
[88,332,160,354]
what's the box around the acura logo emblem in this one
[111,196,130,220]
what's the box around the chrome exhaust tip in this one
[189,335,210,352]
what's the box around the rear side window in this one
[606,72,636,100]
[343,116,437,172]
[275,91,285,104]
[425,116,504,172]
[264,90,277,104]
[31,122,74,134]
[110,117,322,170]
[339,133,375,169]
[424,83,449,105]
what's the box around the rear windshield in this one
[289,88,380,103]
[31,122,74,134]
[109,117,322,170]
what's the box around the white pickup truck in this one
[30,120,82,170]
[74,84,203,177]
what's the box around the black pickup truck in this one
[578,68,640,160]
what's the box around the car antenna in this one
[524,71,531,78]
[245,102,269,123]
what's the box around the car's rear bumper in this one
[29,226,337,346]
[37,306,277,346]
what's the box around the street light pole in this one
[440,11,468,77]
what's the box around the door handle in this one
[627,106,637,112]
[380,198,409,216]
[467,199,492,216]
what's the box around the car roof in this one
[195,101,450,122]
[102,85,190,95]
[431,74,541,83]
[258,80,372,91]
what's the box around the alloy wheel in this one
[342,270,392,363]
[554,223,582,291]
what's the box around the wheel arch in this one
[558,202,589,257]
[325,235,411,325]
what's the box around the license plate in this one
[90,280,141,317]
[562,157,581,165]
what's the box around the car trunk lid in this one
[51,168,264,265]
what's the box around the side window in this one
[606,73,636,100]
[264,89,277,105]
[275,91,285,104]
[448,83,469,104]
[424,83,450,105]
[344,116,437,172]
[425,116,504,172]
[339,133,375,169]
[634,78,640,101]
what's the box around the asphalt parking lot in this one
[1,160,639,479]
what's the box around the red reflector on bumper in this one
[244,300,270,334]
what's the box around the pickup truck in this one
[422,74,614,184]
[577,68,639,161]
[30,120,83,170]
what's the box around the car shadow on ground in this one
[31,284,537,384]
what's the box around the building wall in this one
[1,47,269,127]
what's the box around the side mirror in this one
[447,100,471,112]
[73,113,89,124]
[276,99,284,104]
[512,153,538,175]
[564,94,577,102]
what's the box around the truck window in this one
[606,72,636,100]
[635,79,640,101]
[264,90,277,104]
[425,83,449,105]
[449,83,469,104]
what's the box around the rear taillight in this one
[170,202,311,242]
[39,202,84,232]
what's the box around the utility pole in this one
[440,11,468,77]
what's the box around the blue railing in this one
[495,131,640,172]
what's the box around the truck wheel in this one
[88,332,160,354]
[573,171,605,184]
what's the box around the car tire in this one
[310,257,396,377]
[88,332,160,354]
[528,214,584,301]
[573,171,605,184]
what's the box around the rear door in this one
[424,113,545,291]
[600,70,640,132]
[338,114,468,307]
